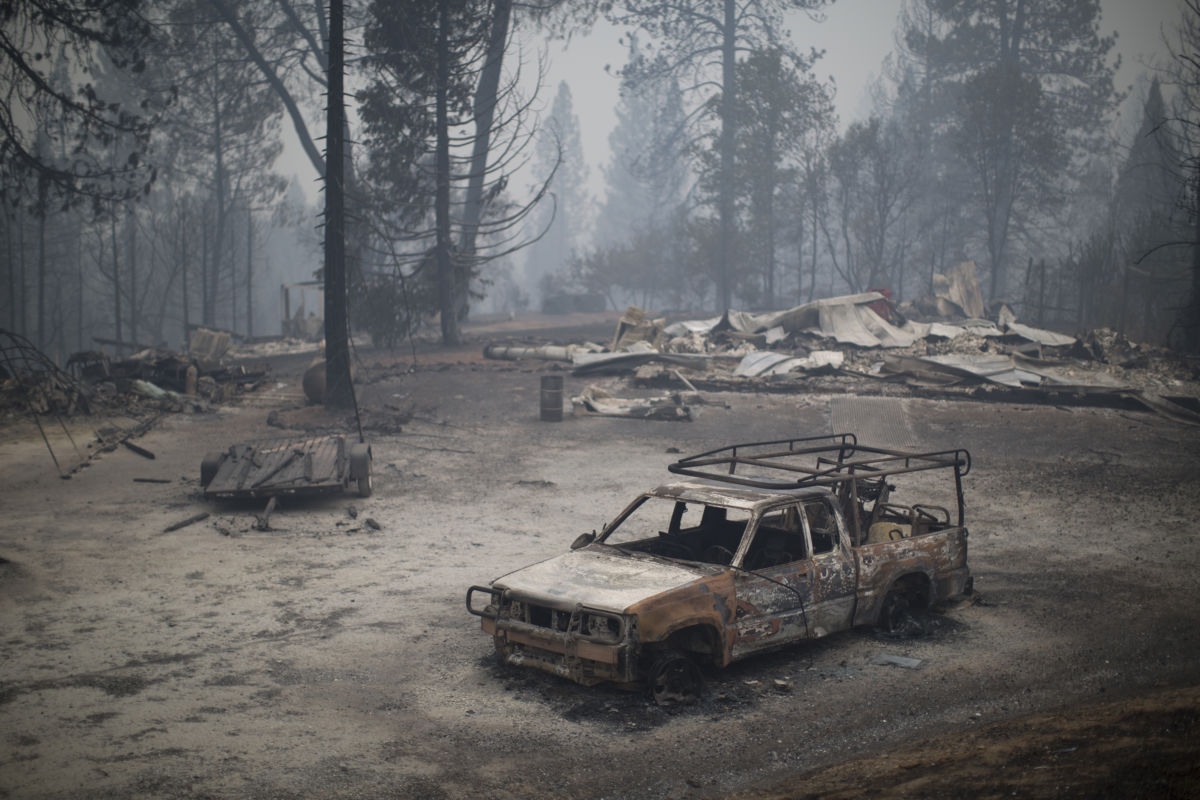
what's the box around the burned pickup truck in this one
[467,434,973,704]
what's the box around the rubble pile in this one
[1,329,91,417]
[1,327,271,421]
[482,262,1200,423]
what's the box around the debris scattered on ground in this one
[254,497,278,531]
[122,441,155,460]
[871,653,924,669]
[163,512,211,534]
[2,329,91,417]
[571,384,693,421]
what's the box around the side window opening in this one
[805,500,838,555]
[746,504,808,569]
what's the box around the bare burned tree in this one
[1168,0,1200,352]
[0,0,161,206]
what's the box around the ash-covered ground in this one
[1,314,1198,799]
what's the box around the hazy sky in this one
[285,1,1188,204]
[529,0,1186,200]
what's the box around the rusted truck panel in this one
[467,434,973,703]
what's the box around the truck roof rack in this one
[667,433,971,491]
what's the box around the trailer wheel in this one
[648,650,703,706]
[349,443,372,498]
[200,451,224,488]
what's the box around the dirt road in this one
[2,325,1199,799]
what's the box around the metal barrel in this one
[539,375,564,422]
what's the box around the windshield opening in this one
[600,496,751,565]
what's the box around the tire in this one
[876,590,927,638]
[349,442,372,497]
[647,650,703,706]
[200,451,224,489]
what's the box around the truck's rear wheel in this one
[877,591,927,638]
[648,650,703,705]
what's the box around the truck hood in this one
[492,546,709,614]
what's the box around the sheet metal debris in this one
[733,351,844,377]
[571,385,693,421]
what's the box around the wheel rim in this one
[651,657,701,705]
[881,594,924,637]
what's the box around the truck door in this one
[802,497,857,636]
[730,504,814,660]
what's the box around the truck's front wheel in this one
[647,650,703,705]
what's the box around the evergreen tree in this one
[1110,78,1189,341]
[725,46,832,307]
[525,80,589,303]
[595,38,688,252]
[609,0,832,312]
[358,0,551,344]
[899,0,1121,300]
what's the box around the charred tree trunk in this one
[323,0,353,408]
[36,173,48,352]
[200,204,210,327]
[246,207,254,339]
[127,209,137,348]
[809,178,818,304]
[717,0,736,312]
[211,68,226,329]
[76,231,82,352]
[17,209,26,337]
[181,196,190,343]
[110,206,122,347]
[1185,175,1200,352]
[435,0,460,346]
[5,208,13,331]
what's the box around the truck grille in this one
[502,596,623,644]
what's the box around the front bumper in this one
[467,585,639,686]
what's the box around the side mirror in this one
[571,532,596,550]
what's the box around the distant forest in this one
[3,0,1199,355]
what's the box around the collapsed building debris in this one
[480,275,1200,423]
[3,327,275,477]
[1,329,91,418]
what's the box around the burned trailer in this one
[467,434,973,704]
[200,435,372,499]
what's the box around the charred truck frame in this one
[467,434,973,704]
